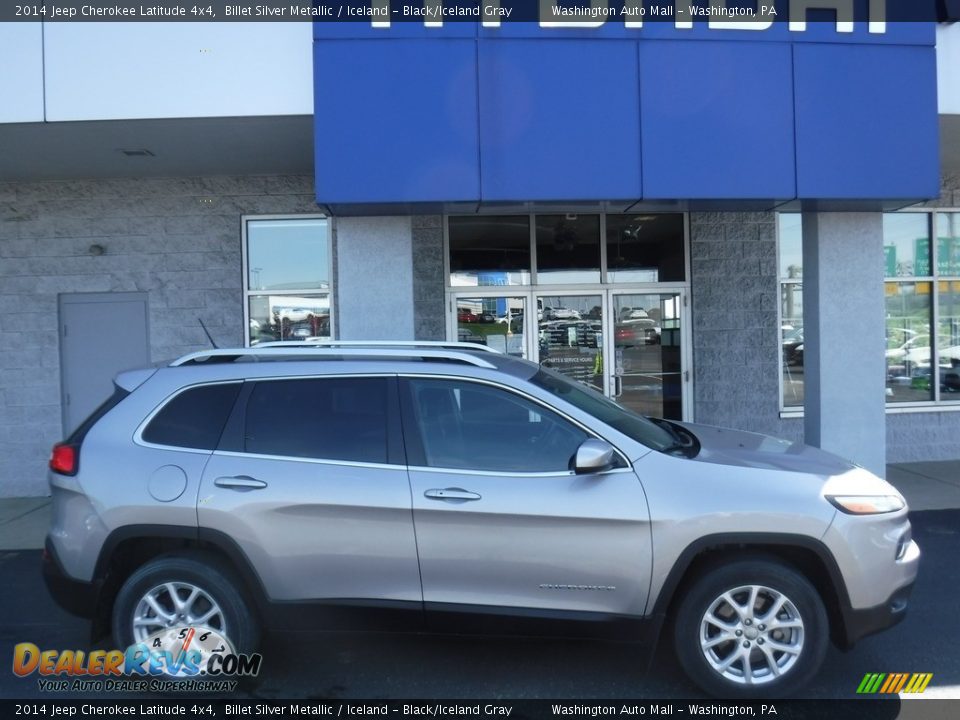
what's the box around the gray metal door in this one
[58,292,149,435]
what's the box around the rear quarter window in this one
[142,383,242,450]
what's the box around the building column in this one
[802,212,886,476]
[335,217,415,340]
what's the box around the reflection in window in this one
[883,213,931,278]
[454,296,526,357]
[606,214,685,283]
[937,214,960,397]
[779,211,960,409]
[536,215,601,284]
[779,213,803,280]
[885,283,933,403]
[779,214,804,408]
[247,218,330,290]
[449,216,531,287]
[244,217,331,345]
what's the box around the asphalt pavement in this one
[1,460,958,703]
[0,508,957,701]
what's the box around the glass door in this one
[608,291,685,420]
[449,294,529,358]
[534,293,605,394]
[451,290,688,421]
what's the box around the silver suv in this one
[43,342,919,698]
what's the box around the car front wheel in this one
[673,559,829,698]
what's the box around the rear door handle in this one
[424,487,482,502]
[214,475,267,490]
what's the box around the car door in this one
[399,375,652,631]
[197,374,422,615]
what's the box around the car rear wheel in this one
[673,559,828,698]
[112,553,259,657]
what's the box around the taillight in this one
[49,444,78,476]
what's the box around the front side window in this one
[244,217,331,345]
[244,377,388,464]
[405,378,588,473]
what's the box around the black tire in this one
[673,559,829,699]
[112,552,260,655]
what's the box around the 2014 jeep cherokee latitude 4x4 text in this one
[43,342,919,698]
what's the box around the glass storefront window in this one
[454,296,527,358]
[779,214,804,408]
[449,216,531,287]
[244,217,331,346]
[780,211,960,410]
[938,213,960,276]
[778,213,803,280]
[883,213,931,278]
[606,214,685,283]
[940,280,960,396]
[885,282,934,402]
[535,215,601,284]
[247,218,330,290]
[537,294,604,394]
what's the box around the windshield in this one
[529,366,676,452]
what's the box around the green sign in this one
[939,237,957,277]
[914,237,931,276]
[884,246,896,278]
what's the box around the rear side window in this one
[142,383,241,450]
[244,377,388,464]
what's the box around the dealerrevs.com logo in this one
[12,627,262,693]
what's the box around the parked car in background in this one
[456,328,487,345]
[616,309,660,347]
[457,308,478,323]
[783,327,804,366]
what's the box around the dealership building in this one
[1,3,959,497]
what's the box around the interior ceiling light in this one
[119,149,155,157]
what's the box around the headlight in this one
[826,495,905,515]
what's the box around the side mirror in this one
[574,438,615,475]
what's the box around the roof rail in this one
[253,339,499,353]
[169,347,499,369]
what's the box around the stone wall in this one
[412,215,445,341]
[688,211,803,443]
[0,175,317,496]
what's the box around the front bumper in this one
[840,581,914,649]
[42,537,100,619]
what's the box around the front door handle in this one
[424,487,482,502]
[214,475,267,490]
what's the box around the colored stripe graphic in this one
[904,673,934,693]
[857,672,933,694]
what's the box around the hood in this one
[675,421,858,477]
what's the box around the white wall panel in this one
[44,22,312,121]
[0,23,44,122]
